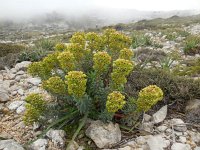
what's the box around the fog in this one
[0,0,200,27]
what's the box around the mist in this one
[0,0,200,28]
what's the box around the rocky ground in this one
[0,23,200,150]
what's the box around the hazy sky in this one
[0,0,200,19]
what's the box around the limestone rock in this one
[152,105,167,124]
[30,139,48,150]
[0,90,9,102]
[0,139,24,150]
[188,131,200,144]
[26,77,41,86]
[171,143,191,150]
[85,120,121,148]
[171,118,187,132]
[8,101,24,110]
[15,61,31,71]
[147,135,170,150]
[46,129,66,147]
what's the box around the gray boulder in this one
[152,105,167,124]
[171,143,191,150]
[171,118,187,132]
[46,129,66,147]
[30,139,48,150]
[15,61,31,71]
[86,120,121,148]
[0,139,24,150]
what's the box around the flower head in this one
[137,85,164,112]
[57,51,75,72]
[119,48,134,60]
[42,76,67,94]
[65,71,87,97]
[93,51,111,74]
[106,91,126,113]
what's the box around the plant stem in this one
[66,111,89,150]
[24,110,78,147]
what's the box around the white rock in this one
[171,143,191,150]
[26,77,41,86]
[152,105,167,124]
[0,139,24,150]
[17,89,24,96]
[0,90,9,102]
[144,114,152,122]
[157,125,168,132]
[194,147,200,150]
[8,101,24,110]
[10,68,17,74]
[15,76,21,82]
[136,135,151,145]
[8,73,16,80]
[16,70,25,75]
[178,136,187,143]
[15,61,31,71]
[67,141,79,150]
[16,104,26,114]
[46,129,66,147]
[188,131,200,144]
[119,146,133,150]
[0,74,3,81]
[140,122,154,132]
[147,135,170,150]
[171,118,187,132]
[31,139,48,150]
[85,120,121,148]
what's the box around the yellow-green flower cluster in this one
[42,76,67,94]
[57,51,75,72]
[28,62,51,79]
[137,85,164,112]
[42,52,60,69]
[23,93,46,124]
[67,43,85,61]
[119,48,134,60]
[102,29,131,59]
[70,32,86,46]
[55,43,66,51]
[106,91,126,113]
[65,71,87,97]
[93,51,111,75]
[111,59,134,89]
[86,32,103,52]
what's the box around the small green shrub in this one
[18,49,49,62]
[183,35,200,55]
[34,39,57,51]
[132,32,152,48]
[0,43,26,57]
[126,68,200,106]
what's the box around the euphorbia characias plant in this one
[25,29,164,149]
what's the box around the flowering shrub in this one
[23,93,46,124]
[93,51,111,75]
[137,85,164,112]
[106,91,126,113]
[86,32,104,52]
[57,51,75,72]
[65,71,87,98]
[111,59,134,90]
[119,48,134,60]
[42,76,67,95]
[55,43,66,51]
[25,29,164,147]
